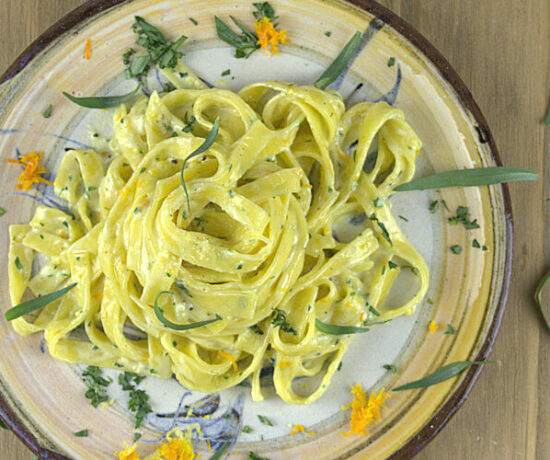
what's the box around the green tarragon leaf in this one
[154,291,221,330]
[394,167,538,191]
[393,360,497,391]
[63,84,141,109]
[315,318,370,335]
[5,283,77,321]
[314,31,361,90]
[181,119,219,215]
[215,16,259,59]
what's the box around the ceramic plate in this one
[0,1,511,458]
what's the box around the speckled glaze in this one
[0,1,511,459]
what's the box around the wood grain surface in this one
[0,1,548,459]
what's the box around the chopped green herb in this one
[0,419,9,430]
[42,104,53,119]
[74,429,88,437]
[250,325,263,335]
[472,239,481,248]
[0,208,5,217]
[257,414,273,426]
[387,57,395,67]
[253,2,276,20]
[125,16,187,79]
[368,306,380,316]
[122,48,135,65]
[337,361,343,371]
[14,256,22,271]
[133,432,142,442]
[242,425,253,433]
[271,308,296,335]
[383,364,397,373]
[82,366,110,408]
[118,372,151,428]
[388,261,398,269]
[189,17,198,26]
[221,69,231,76]
[427,297,433,305]
[325,31,332,37]
[373,197,383,208]
[450,245,462,254]
[444,324,455,335]
[429,200,439,213]
[482,245,488,251]
[398,215,408,222]
[175,281,193,297]
[448,206,479,229]
[248,452,269,460]
[369,213,392,246]
[182,115,196,133]
[118,371,145,391]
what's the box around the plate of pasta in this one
[0,0,513,459]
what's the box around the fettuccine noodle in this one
[8,65,428,404]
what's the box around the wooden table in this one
[0,1,547,458]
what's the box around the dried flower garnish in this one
[342,383,388,436]
[85,38,91,60]
[6,151,52,190]
[253,17,289,55]
[115,442,139,460]
[115,427,197,460]
[290,424,315,435]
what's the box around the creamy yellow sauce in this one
[8,63,428,404]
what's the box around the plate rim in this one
[0,0,513,459]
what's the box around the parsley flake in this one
[450,245,462,254]
[257,414,273,426]
[42,104,53,119]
